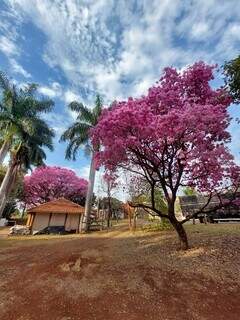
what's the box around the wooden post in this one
[30,213,36,233]
[48,213,52,227]
[64,213,68,230]
[77,213,81,234]
[26,214,32,226]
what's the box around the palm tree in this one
[0,71,54,164]
[60,95,103,232]
[0,125,54,218]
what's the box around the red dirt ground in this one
[0,222,240,320]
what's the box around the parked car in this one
[33,226,68,235]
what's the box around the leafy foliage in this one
[183,187,197,196]
[223,56,240,103]
[92,61,240,248]
[0,71,54,153]
[60,94,103,160]
[23,166,88,207]
[142,220,173,232]
[99,197,123,211]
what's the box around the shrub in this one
[142,219,173,232]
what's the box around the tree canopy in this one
[223,55,240,103]
[92,61,240,249]
[23,166,88,207]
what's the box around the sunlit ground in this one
[1,221,240,320]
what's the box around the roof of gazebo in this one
[27,198,85,214]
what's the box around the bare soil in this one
[0,222,240,320]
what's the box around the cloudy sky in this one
[1,0,240,198]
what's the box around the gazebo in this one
[26,198,85,234]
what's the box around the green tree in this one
[60,95,103,232]
[0,71,54,164]
[0,165,24,218]
[183,187,197,196]
[0,123,54,218]
[223,56,240,103]
[0,72,54,217]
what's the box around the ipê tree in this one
[23,166,88,207]
[92,61,240,250]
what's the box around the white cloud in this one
[0,35,19,56]
[41,110,72,139]
[9,58,31,78]
[38,82,62,98]
[4,0,240,102]
[191,23,209,39]
[0,4,31,78]
[64,90,81,104]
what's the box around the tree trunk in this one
[132,209,137,232]
[170,216,189,250]
[80,153,96,232]
[0,140,10,165]
[96,197,100,219]
[107,188,112,228]
[0,194,7,218]
[128,210,132,230]
[204,213,207,224]
[0,161,18,218]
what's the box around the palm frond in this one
[34,99,54,113]
[64,137,83,160]
[68,101,85,113]
[0,71,11,92]
[74,104,94,125]
[92,94,103,124]
[24,83,38,96]
[84,143,93,157]
[61,95,104,161]
[60,122,90,143]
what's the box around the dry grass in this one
[0,221,240,320]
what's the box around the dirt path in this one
[0,222,240,320]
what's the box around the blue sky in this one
[1,0,240,197]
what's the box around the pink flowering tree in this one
[92,61,240,249]
[23,166,88,207]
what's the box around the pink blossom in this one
[23,166,88,207]
[91,61,239,196]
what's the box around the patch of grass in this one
[142,220,173,232]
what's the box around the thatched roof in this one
[27,198,85,214]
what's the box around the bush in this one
[142,219,173,232]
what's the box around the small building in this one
[26,198,85,233]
